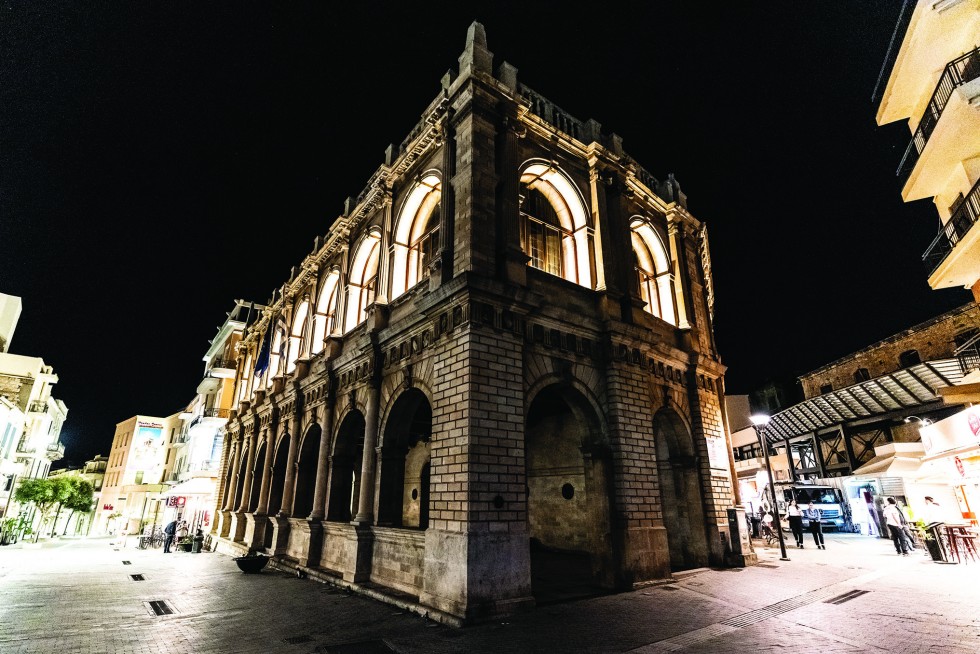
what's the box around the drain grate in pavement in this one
[756,563,779,568]
[319,640,396,653]
[284,635,313,644]
[130,574,145,581]
[824,589,870,605]
[122,561,131,565]
[146,600,175,616]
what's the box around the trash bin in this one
[926,522,949,562]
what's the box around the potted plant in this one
[176,536,194,552]
[233,549,270,574]
[912,519,944,562]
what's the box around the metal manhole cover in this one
[319,640,396,653]
[824,589,870,605]
[130,574,145,581]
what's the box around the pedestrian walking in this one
[787,500,805,548]
[804,501,825,549]
[163,519,178,554]
[883,497,911,556]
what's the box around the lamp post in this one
[750,413,790,561]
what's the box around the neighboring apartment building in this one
[93,414,179,535]
[161,300,262,533]
[874,0,980,528]
[727,394,791,521]
[0,294,67,524]
[876,2,980,382]
[212,23,739,624]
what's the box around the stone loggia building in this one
[213,23,741,624]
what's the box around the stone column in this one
[278,399,303,517]
[236,424,259,512]
[309,396,335,520]
[667,213,692,330]
[222,439,241,511]
[352,381,381,524]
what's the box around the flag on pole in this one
[253,323,272,378]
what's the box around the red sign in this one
[166,496,186,507]
[103,504,113,511]
[969,413,980,437]
[955,456,966,478]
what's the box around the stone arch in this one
[391,172,441,300]
[345,228,382,332]
[326,409,365,522]
[630,217,676,324]
[247,438,266,512]
[231,443,249,509]
[653,407,709,571]
[525,383,615,596]
[267,431,290,517]
[291,422,322,518]
[519,161,593,288]
[377,388,432,529]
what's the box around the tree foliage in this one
[14,476,94,540]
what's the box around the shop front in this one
[919,406,980,526]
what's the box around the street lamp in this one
[750,413,790,561]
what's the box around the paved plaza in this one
[1,531,979,653]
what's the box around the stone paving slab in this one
[2,532,979,653]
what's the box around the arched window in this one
[238,352,253,404]
[311,271,340,354]
[630,218,676,325]
[854,368,871,383]
[391,174,441,300]
[285,299,309,374]
[345,230,381,332]
[518,163,592,288]
[266,326,286,388]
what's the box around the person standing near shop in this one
[163,519,178,554]
[804,501,825,549]
[883,497,911,556]
[787,500,805,548]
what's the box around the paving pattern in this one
[1,532,979,653]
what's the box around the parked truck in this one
[763,482,848,532]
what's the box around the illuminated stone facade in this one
[212,23,737,624]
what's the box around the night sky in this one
[1,2,970,467]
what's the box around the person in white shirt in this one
[786,500,805,548]
[883,497,911,556]
[922,496,944,526]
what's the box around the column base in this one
[216,510,233,538]
[228,511,247,543]
[244,513,267,550]
[266,514,291,556]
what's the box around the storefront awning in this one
[850,444,926,479]
[763,358,965,444]
[162,477,216,497]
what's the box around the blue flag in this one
[253,324,272,377]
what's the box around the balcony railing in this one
[898,47,980,182]
[203,408,230,419]
[27,401,47,414]
[923,177,980,275]
[45,442,65,460]
[209,357,237,371]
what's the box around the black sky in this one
[1,2,970,466]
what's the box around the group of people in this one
[785,500,826,549]
[757,494,945,557]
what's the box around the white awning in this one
[850,443,926,480]
[162,477,216,497]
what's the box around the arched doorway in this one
[327,411,365,522]
[267,433,290,517]
[377,389,432,529]
[525,385,612,602]
[247,441,266,512]
[292,424,322,518]
[653,408,709,570]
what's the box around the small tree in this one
[14,477,72,542]
[59,477,95,536]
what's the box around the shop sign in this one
[166,496,186,507]
[920,405,980,457]
[103,503,113,511]
[955,456,966,478]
